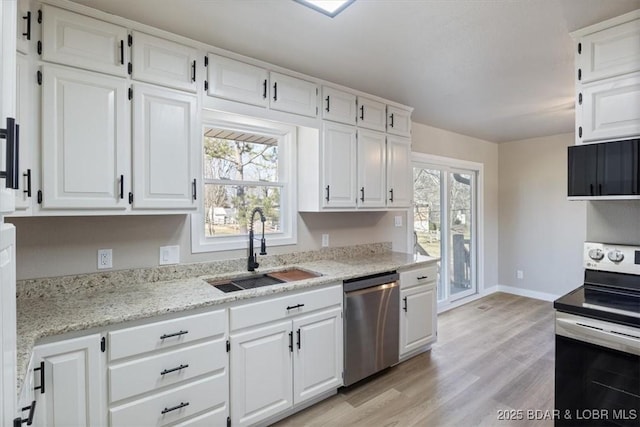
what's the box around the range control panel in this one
[584,242,640,275]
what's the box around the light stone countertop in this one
[16,251,437,394]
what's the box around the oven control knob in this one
[607,250,624,263]
[588,248,604,261]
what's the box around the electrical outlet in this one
[160,245,180,265]
[516,270,524,280]
[321,234,329,247]
[394,215,403,227]
[98,249,112,270]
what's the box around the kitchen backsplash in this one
[16,242,392,299]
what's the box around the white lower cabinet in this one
[399,264,438,358]
[32,334,105,427]
[229,284,343,427]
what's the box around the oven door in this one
[555,312,640,426]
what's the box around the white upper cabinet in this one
[357,129,386,208]
[270,72,318,117]
[386,135,412,207]
[386,105,412,137]
[131,31,198,92]
[41,5,128,77]
[16,0,31,54]
[321,86,356,125]
[322,122,357,208]
[579,18,640,83]
[580,73,640,143]
[357,96,386,132]
[132,83,198,210]
[41,65,130,210]
[207,54,269,107]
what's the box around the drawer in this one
[109,309,225,361]
[173,407,228,427]
[109,374,226,426]
[109,339,226,402]
[400,264,438,289]
[230,284,341,331]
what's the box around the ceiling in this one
[70,0,640,143]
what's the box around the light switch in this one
[160,245,180,265]
[394,216,403,227]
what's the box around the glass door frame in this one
[409,153,484,311]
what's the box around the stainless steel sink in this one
[207,268,321,293]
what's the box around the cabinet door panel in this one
[568,144,598,197]
[387,106,411,137]
[207,54,269,107]
[293,307,343,405]
[598,139,640,195]
[230,321,293,427]
[357,97,386,132]
[400,284,436,356]
[14,54,32,211]
[131,31,198,92]
[270,72,317,117]
[357,129,386,208]
[322,123,357,208]
[42,65,129,209]
[41,5,128,77]
[132,83,197,209]
[322,86,356,125]
[386,136,412,207]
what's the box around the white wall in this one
[411,122,499,292]
[586,201,640,245]
[498,133,586,298]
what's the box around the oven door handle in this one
[555,312,640,356]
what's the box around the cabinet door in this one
[33,334,105,427]
[41,65,129,210]
[386,106,412,137]
[357,129,386,208]
[41,5,128,77]
[322,86,356,125]
[400,284,437,356]
[230,321,293,427]
[357,97,386,132]
[132,83,198,210]
[322,122,357,208]
[579,18,640,83]
[16,0,31,54]
[292,307,342,405]
[386,135,412,207]
[131,31,198,93]
[14,54,33,211]
[207,54,268,107]
[598,139,640,195]
[580,73,640,143]
[270,72,318,117]
[568,144,598,197]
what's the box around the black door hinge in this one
[577,68,582,81]
[227,416,231,427]
[36,70,42,85]
[577,42,581,54]
[37,41,41,55]
[578,93,582,105]
[204,80,208,91]
[127,62,132,75]
[128,192,133,204]
[226,340,230,352]
[128,34,132,47]
[204,55,208,67]
[37,190,42,204]
[128,87,132,100]
[578,126,582,138]
[100,337,106,352]
[37,9,42,24]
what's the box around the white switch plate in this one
[516,270,524,280]
[97,249,112,270]
[321,234,329,247]
[394,215,403,227]
[160,245,180,265]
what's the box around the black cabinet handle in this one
[360,187,365,202]
[359,105,364,120]
[325,96,330,112]
[24,169,31,197]
[192,179,197,201]
[325,185,330,202]
[33,361,44,394]
[263,79,267,99]
[273,82,278,101]
[119,40,124,65]
[289,331,293,352]
[160,330,188,340]
[191,60,196,82]
[161,402,189,415]
[403,296,408,312]
[0,118,19,189]
[286,303,304,310]
[297,329,301,349]
[23,11,31,40]
[389,113,394,128]
[590,183,594,196]
[417,275,429,280]
[16,400,36,426]
[160,364,189,376]
[389,188,394,203]
[119,175,124,199]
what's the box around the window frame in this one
[191,110,297,253]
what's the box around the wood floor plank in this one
[273,292,555,426]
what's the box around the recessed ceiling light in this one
[294,0,355,17]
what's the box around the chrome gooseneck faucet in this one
[247,207,267,271]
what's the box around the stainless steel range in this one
[554,242,639,426]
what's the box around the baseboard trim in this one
[494,284,561,302]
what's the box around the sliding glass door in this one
[413,163,477,305]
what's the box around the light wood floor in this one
[274,292,555,427]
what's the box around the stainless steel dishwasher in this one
[343,271,400,386]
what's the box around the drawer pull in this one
[286,304,305,311]
[160,364,189,376]
[160,330,188,340]
[417,275,429,280]
[161,401,189,415]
